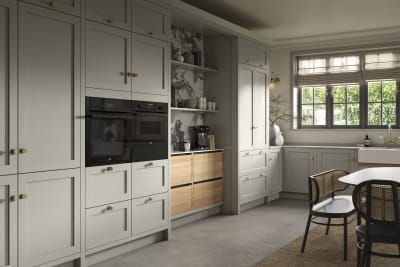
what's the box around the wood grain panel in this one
[193,152,223,182]
[171,155,192,186]
[171,185,192,216]
[193,179,223,209]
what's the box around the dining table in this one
[338,167,400,185]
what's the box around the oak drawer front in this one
[171,155,192,186]
[193,152,223,182]
[86,200,131,250]
[240,150,267,173]
[193,179,223,210]
[85,163,131,208]
[132,193,168,235]
[171,185,192,217]
[132,160,168,199]
[240,171,267,204]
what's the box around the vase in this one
[275,132,284,146]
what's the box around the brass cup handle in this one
[145,162,154,167]
[19,194,27,200]
[10,149,18,155]
[19,148,27,154]
[106,206,113,211]
[10,195,17,202]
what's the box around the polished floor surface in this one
[93,199,310,267]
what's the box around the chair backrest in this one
[352,180,400,224]
[308,169,349,205]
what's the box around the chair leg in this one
[301,214,312,253]
[365,241,372,267]
[357,214,361,266]
[325,218,331,235]
[360,240,371,267]
[343,217,348,261]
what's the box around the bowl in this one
[184,98,198,109]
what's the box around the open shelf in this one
[170,107,218,113]
[171,60,218,73]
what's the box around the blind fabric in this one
[296,48,400,86]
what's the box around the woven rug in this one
[254,219,400,267]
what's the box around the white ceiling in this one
[181,0,400,43]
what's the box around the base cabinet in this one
[240,171,267,204]
[267,147,282,198]
[18,169,80,267]
[193,179,223,209]
[171,185,192,217]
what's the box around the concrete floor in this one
[93,199,310,267]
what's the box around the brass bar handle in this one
[131,73,138,77]
[145,197,153,203]
[106,206,113,211]
[145,162,154,168]
[19,148,27,154]
[10,149,18,155]
[258,150,263,154]
[10,195,17,202]
[106,166,113,171]
[18,194,27,200]
[244,152,250,156]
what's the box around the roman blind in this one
[363,49,400,80]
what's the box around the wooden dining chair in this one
[301,169,356,261]
[352,180,400,267]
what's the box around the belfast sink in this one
[358,147,400,164]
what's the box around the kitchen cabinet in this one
[238,38,267,69]
[86,200,132,250]
[18,169,80,267]
[86,0,131,30]
[240,170,267,204]
[238,63,268,151]
[86,21,132,92]
[283,147,358,193]
[132,159,169,198]
[132,33,169,96]
[86,163,132,208]
[0,175,17,267]
[132,0,170,41]
[267,147,282,199]
[132,192,168,236]
[18,3,80,173]
[170,151,224,217]
[239,149,267,174]
[21,0,81,16]
[0,0,17,176]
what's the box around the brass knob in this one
[106,206,113,211]
[10,195,17,202]
[48,1,54,7]
[10,149,18,155]
[145,162,154,167]
[19,148,27,154]
[18,194,27,200]
[106,18,112,24]
[145,197,153,203]
[148,32,154,36]
[106,166,113,171]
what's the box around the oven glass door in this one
[134,113,168,143]
[86,113,133,166]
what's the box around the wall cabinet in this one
[21,0,81,16]
[85,163,132,208]
[238,38,267,69]
[86,0,131,30]
[18,169,81,267]
[86,200,132,250]
[170,152,224,217]
[18,3,80,173]
[0,0,17,176]
[283,147,358,193]
[0,175,17,267]
[238,64,268,151]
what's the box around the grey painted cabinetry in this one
[283,147,358,193]
[0,175,17,267]
[86,0,132,30]
[21,0,81,16]
[0,0,17,176]
[267,147,282,200]
[238,38,268,69]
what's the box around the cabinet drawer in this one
[86,200,131,250]
[240,171,267,204]
[171,185,192,217]
[132,0,170,41]
[171,155,192,186]
[21,0,81,16]
[193,179,223,210]
[240,150,267,173]
[193,152,223,182]
[85,163,131,208]
[132,192,168,236]
[132,160,168,198]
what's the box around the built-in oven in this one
[132,100,168,162]
[85,97,133,167]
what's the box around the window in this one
[294,48,400,129]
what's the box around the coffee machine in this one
[189,125,210,150]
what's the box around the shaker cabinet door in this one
[0,175,17,267]
[132,33,169,96]
[86,21,132,92]
[21,0,81,16]
[253,68,268,149]
[18,4,80,173]
[86,0,131,31]
[0,0,17,176]
[238,64,254,151]
[18,169,80,267]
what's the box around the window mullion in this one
[360,82,367,128]
[326,86,333,128]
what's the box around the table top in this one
[339,167,400,185]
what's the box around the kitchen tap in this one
[384,124,397,145]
